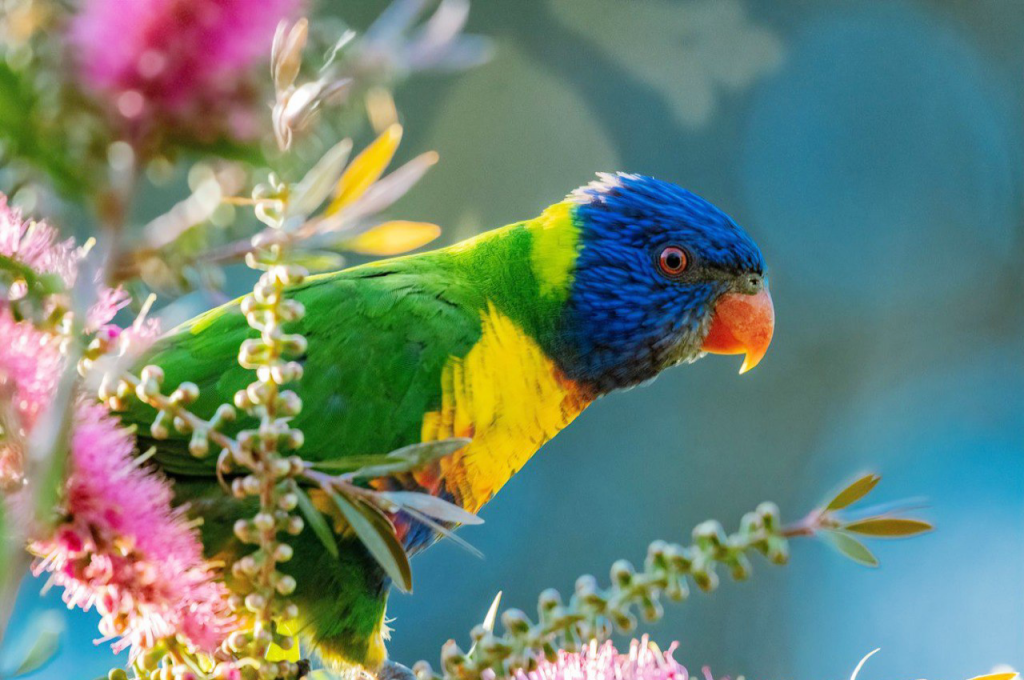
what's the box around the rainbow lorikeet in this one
[123,173,774,672]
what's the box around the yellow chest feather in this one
[417,304,592,513]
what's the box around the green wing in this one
[122,257,485,477]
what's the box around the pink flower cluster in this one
[0,196,232,656]
[0,197,79,486]
[32,403,233,654]
[509,639,710,680]
[0,195,132,482]
[69,0,300,141]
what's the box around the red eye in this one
[658,246,688,276]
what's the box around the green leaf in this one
[310,438,471,477]
[30,361,78,528]
[349,438,471,479]
[824,474,881,512]
[285,250,346,272]
[844,518,933,538]
[823,531,879,568]
[8,611,63,677]
[308,454,397,473]
[394,504,482,558]
[293,484,338,559]
[288,139,353,220]
[849,648,880,680]
[481,591,502,633]
[379,491,483,525]
[468,591,502,658]
[330,491,413,592]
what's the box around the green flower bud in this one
[500,609,531,634]
[242,475,261,496]
[277,390,302,416]
[537,588,561,613]
[692,565,719,592]
[756,502,781,531]
[150,418,170,441]
[140,365,164,384]
[665,575,689,602]
[189,431,209,457]
[234,389,252,410]
[693,520,727,549]
[276,575,297,595]
[244,593,267,612]
[729,554,753,581]
[233,519,253,542]
[173,382,200,404]
[610,559,635,587]
[253,512,275,531]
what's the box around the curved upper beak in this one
[700,287,775,374]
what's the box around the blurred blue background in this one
[9,0,1024,678]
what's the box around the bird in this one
[122,172,774,673]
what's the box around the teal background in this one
[8,1,1024,678]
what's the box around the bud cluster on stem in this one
[219,228,309,680]
[415,503,791,680]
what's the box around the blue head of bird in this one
[556,173,775,393]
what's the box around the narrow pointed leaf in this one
[381,491,483,525]
[31,359,77,527]
[825,474,881,511]
[310,454,396,473]
[10,611,62,677]
[482,591,502,632]
[350,438,470,478]
[327,124,403,215]
[844,518,933,538]
[849,648,880,680]
[331,491,413,592]
[342,151,439,222]
[287,139,352,220]
[389,438,470,462]
[399,505,482,558]
[293,484,338,558]
[823,531,879,568]
[468,591,502,657]
[286,250,346,272]
[343,221,441,256]
[273,19,308,91]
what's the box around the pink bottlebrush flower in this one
[0,194,231,655]
[0,195,77,288]
[1,197,75,486]
[69,0,300,140]
[507,638,710,680]
[0,312,65,487]
[31,403,234,655]
[0,196,124,481]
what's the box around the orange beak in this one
[701,288,775,374]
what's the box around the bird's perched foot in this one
[376,660,418,680]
